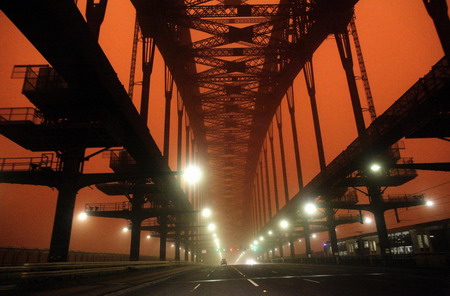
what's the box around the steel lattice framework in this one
[131,0,357,245]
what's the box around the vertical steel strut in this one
[263,140,272,219]
[164,65,174,161]
[275,106,290,205]
[268,123,280,212]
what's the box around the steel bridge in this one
[0,0,449,267]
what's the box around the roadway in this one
[8,262,450,295]
[111,263,450,296]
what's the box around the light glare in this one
[304,203,317,215]
[202,208,212,218]
[426,200,434,207]
[279,220,289,229]
[183,165,202,184]
[78,212,87,221]
[370,163,381,172]
[207,223,217,231]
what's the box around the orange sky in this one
[0,0,449,256]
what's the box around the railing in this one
[329,189,358,203]
[0,247,158,267]
[0,107,43,124]
[383,194,424,203]
[85,201,162,212]
[0,153,60,172]
[14,64,68,94]
[108,149,137,172]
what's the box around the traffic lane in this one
[232,264,450,296]
[117,265,265,296]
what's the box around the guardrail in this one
[0,107,43,124]
[0,260,199,290]
[0,153,60,172]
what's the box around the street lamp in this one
[279,220,289,229]
[122,227,129,233]
[78,212,87,221]
[259,236,264,241]
[183,165,202,184]
[207,223,217,232]
[364,217,372,224]
[268,230,273,235]
[304,202,317,215]
[202,208,212,218]
[426,200,434,207]
[370,163,381,172]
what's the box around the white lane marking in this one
[232,266,246,277]
[190,284,201,292]
[247,279,259,287]
[271,271,278,274]
[303,279,320,284]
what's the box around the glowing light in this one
[426,200,434,207]
[122,227,129,233]
[279,220,289,229]
[259,236,264,241]
[268,230,273,235]
[370,163,381,172]
[213,233,217,238]
[364,217,372,224]
[312,234,317,238]
[146,235,151,239]
[253,240,259,245]
[78,212,87,221]
[171,244,175,248]
[298,239,302,242]
[202,208,212,218]
[246,259,257,265]
[183,165,202,184]
[304,202,317,215]
[207,223,217,232]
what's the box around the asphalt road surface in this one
[110,263,450,296]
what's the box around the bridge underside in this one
[131,0,357,245]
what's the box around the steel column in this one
[263,140,273,218]
[258,160,267,224]
[368,185,390,256]
[335,31,366,136]
[423,0,450,57]
[140,37,155,124]
[85,0,108,40]
[268,123,280,212]
[286,85,304,189]
[275,106,290,204]
[48,148,84,262]
[163,65,174,161]
[304,59,339,256]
